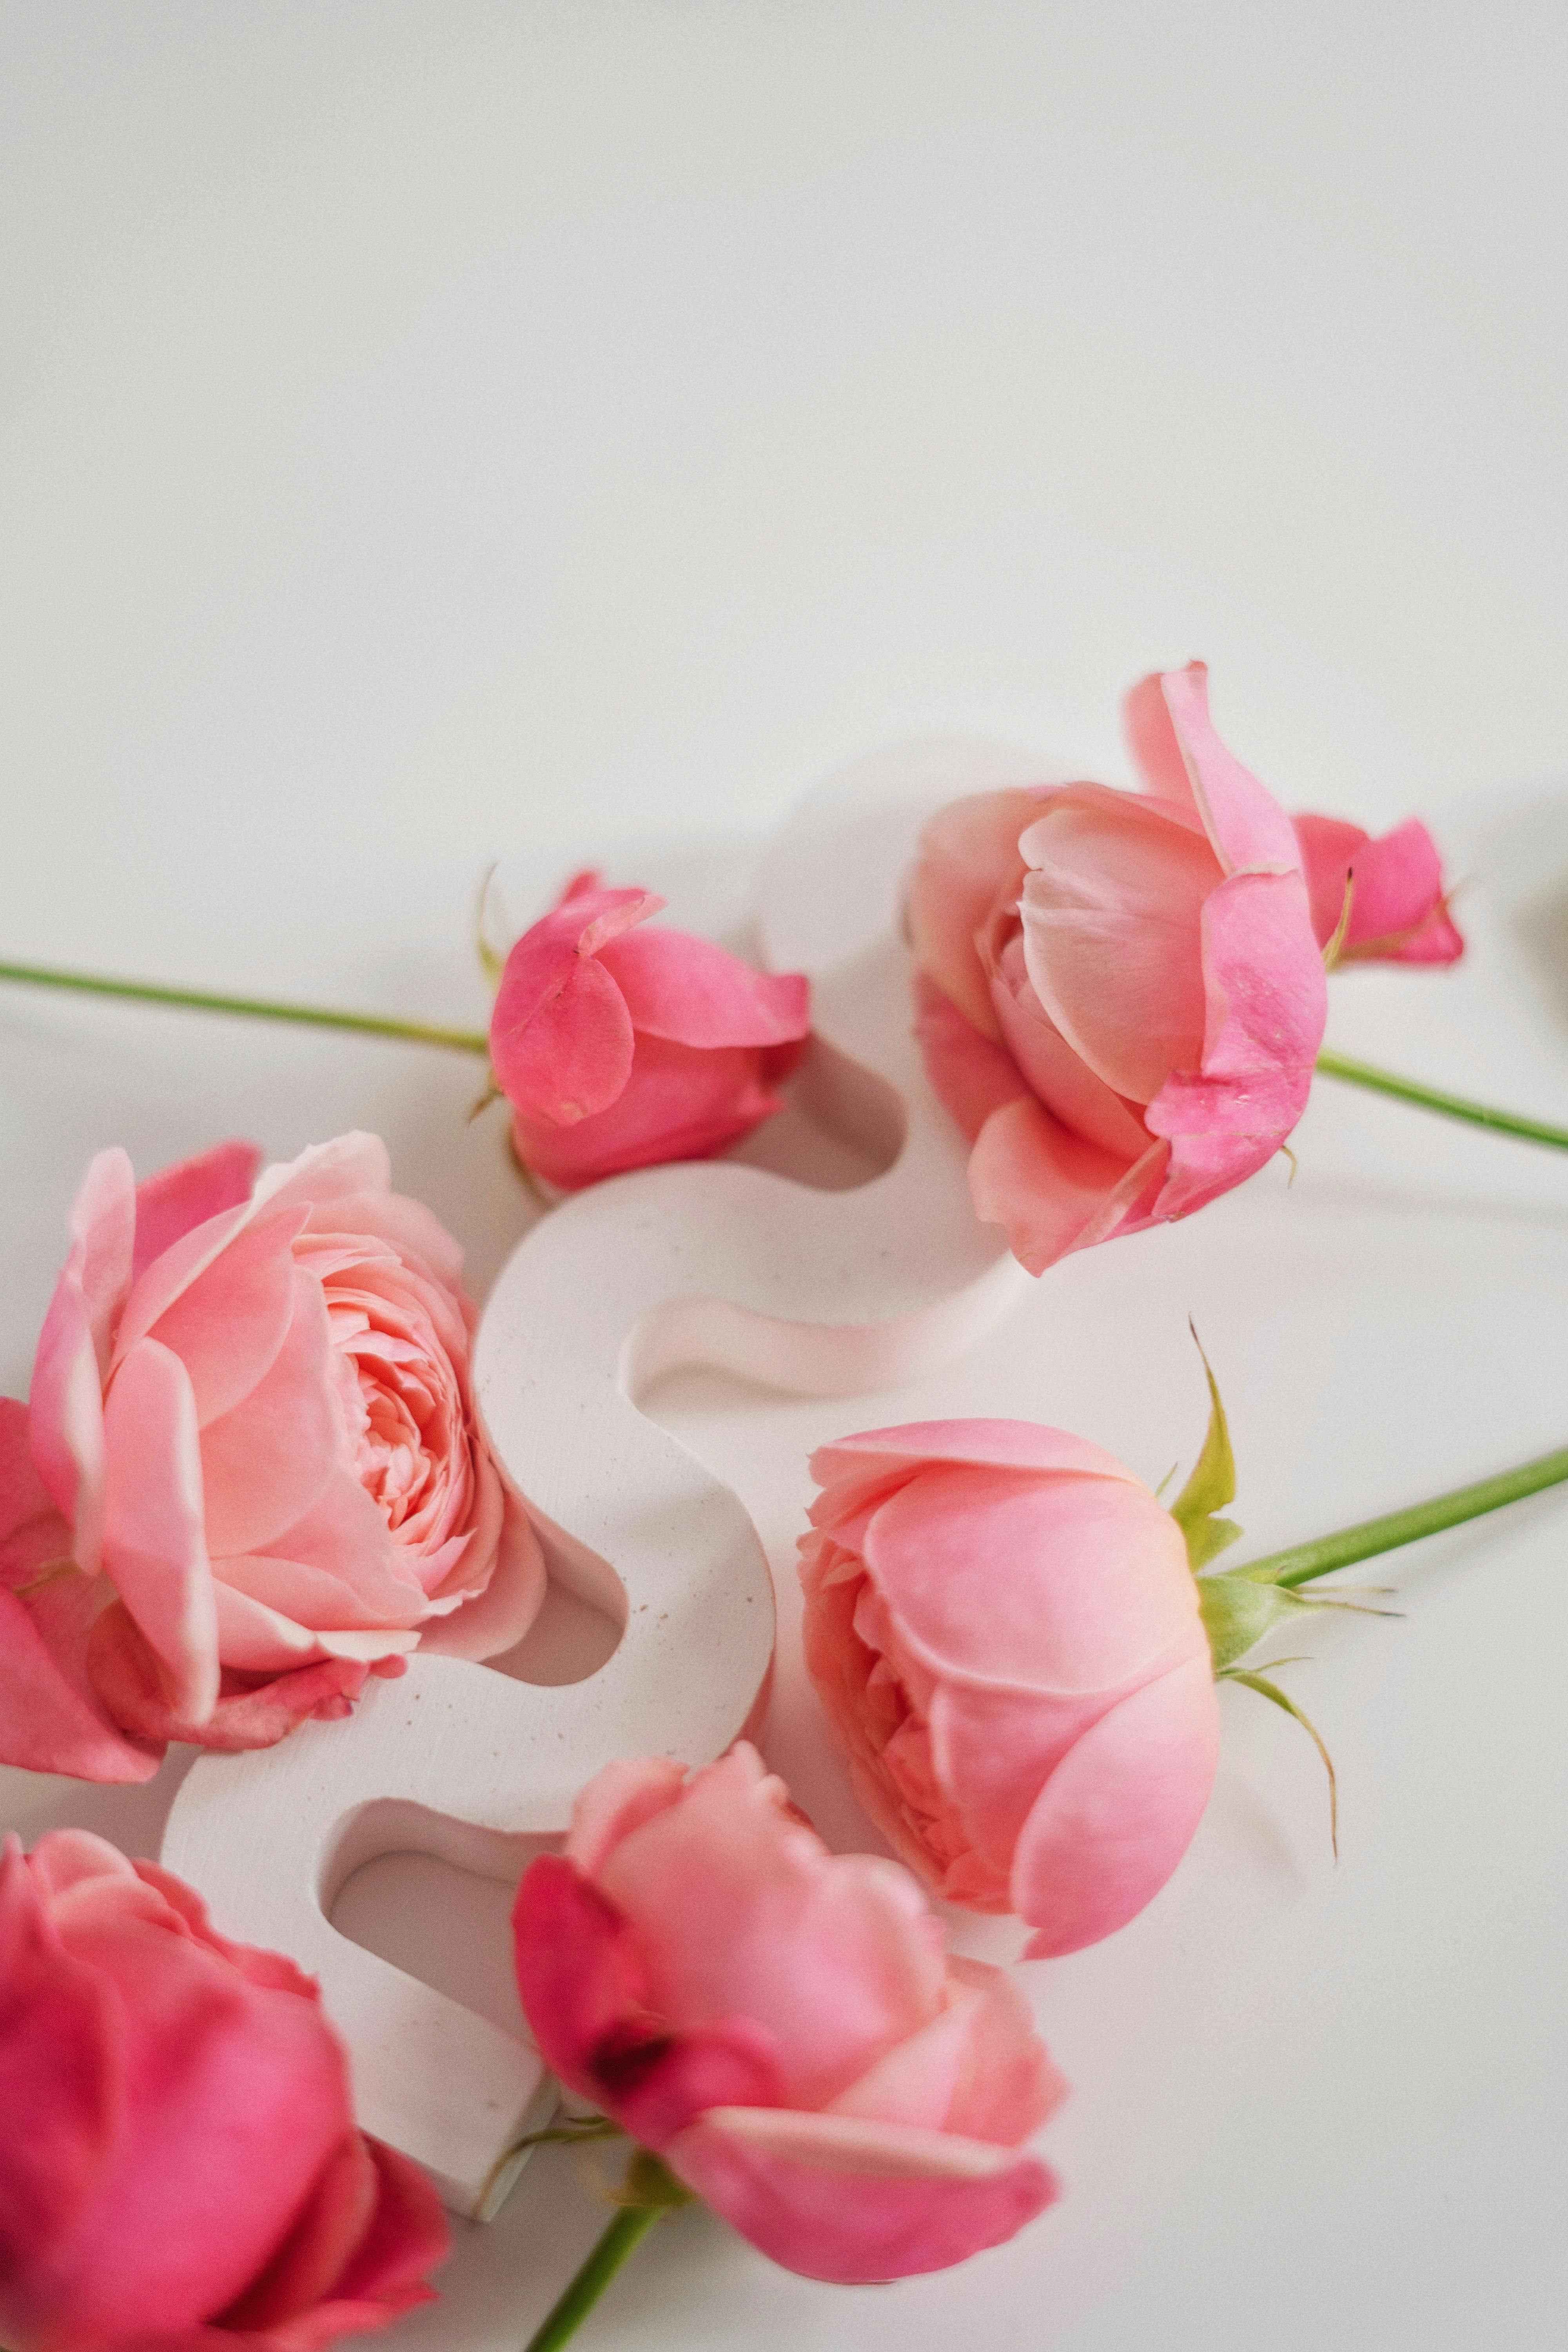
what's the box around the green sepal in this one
[1220,1664,1339,1855]
[617,2149,695,2212]
[1170,1332,1245,1572]
[1197,1565,1314,1673]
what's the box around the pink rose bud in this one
[799,1422,1221,1958]
[1291,812,1464,965]
[907,662,1329,1272]
[512,1743,1064,2284]
[0,1133,544,1781]
[489,871,812,1189]
[0,1829,448,2350]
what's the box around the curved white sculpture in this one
[159,739,1047,2215]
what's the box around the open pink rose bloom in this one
[0,1829,448,2352]
[512,1743,1064,2284]
[799,1422,1221,1958]
[0,1132,543,1781]
[908,662,1458,1275]
[490,871,811,1189]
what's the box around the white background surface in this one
[2,5,1566,2347]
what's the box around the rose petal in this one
[1012,1650,1221,1957]
[490,891,656,1124]
[907,787,1047,1040]
[1018,792,1218,1103]
[968,1094,1167,1275]
[132,1142,263,1280]
[665,2105,1057,2283]
[198,1273,345,1560]
[102,1339,218,1726]
[596,924,810,1050]
[0,1838,120,2294]
[1145,866,1325,1222]
[858,1462,1198,1694]
[594,1748,947,2109]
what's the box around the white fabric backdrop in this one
[2,7,1566,2348]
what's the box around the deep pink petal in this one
[596,924,810,1049]
[906,787,1046,1039]
[213,2132,378,2336]
[0,1395,72,1586]
[665,2106,1057,2283]
[511,1856,786,2145]
[0,1838,121,2310]
[514,1034,788,1188]
[0,1587,162,1782]
[1293,811,1464,965]
[968,1095,1166,1275]
[1145,866,1325,1222]
[233,2136,447,2351]
[88,1604,377,1751]
[1013,1650,1221,1957]
[913,975,1027,1144]
[102,1339,219,1726]
[490,891,655,1123]
[261,2135,448,2350]
[38,1888,352,2339]
[132,1142,263,1280]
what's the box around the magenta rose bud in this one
[0,1829,449,2351]
[0,1132,544,1780]
[798,1422,1221,1958]
[908,662,1329,1273]
[512,1743,1063,2285]
[1291,811,1464,965]
[489,871,811,1189]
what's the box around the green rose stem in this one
[1236,1441,1568,1590]
[1314,1047,1568,1150]
[4,959,1568,1151]
[522,2150,692,2352]
[0,959,491,1056]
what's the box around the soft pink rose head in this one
[908,664,1329,1272]
[2,1133,544,1780]
[512,1743,1063,2285]
[799,1421,1221,1958]
[489,871,812,1189]
[0,1829,448,2352]
[1291,811,1464,965]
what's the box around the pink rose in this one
[0,1132,544,1781]
[799,1421,1220,1958]
[512,1744,1063,2285]
[907,662,1329,1272]
[1291,811,1463,965]
[490,871,811,1189]
[0,1829,448,2351]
